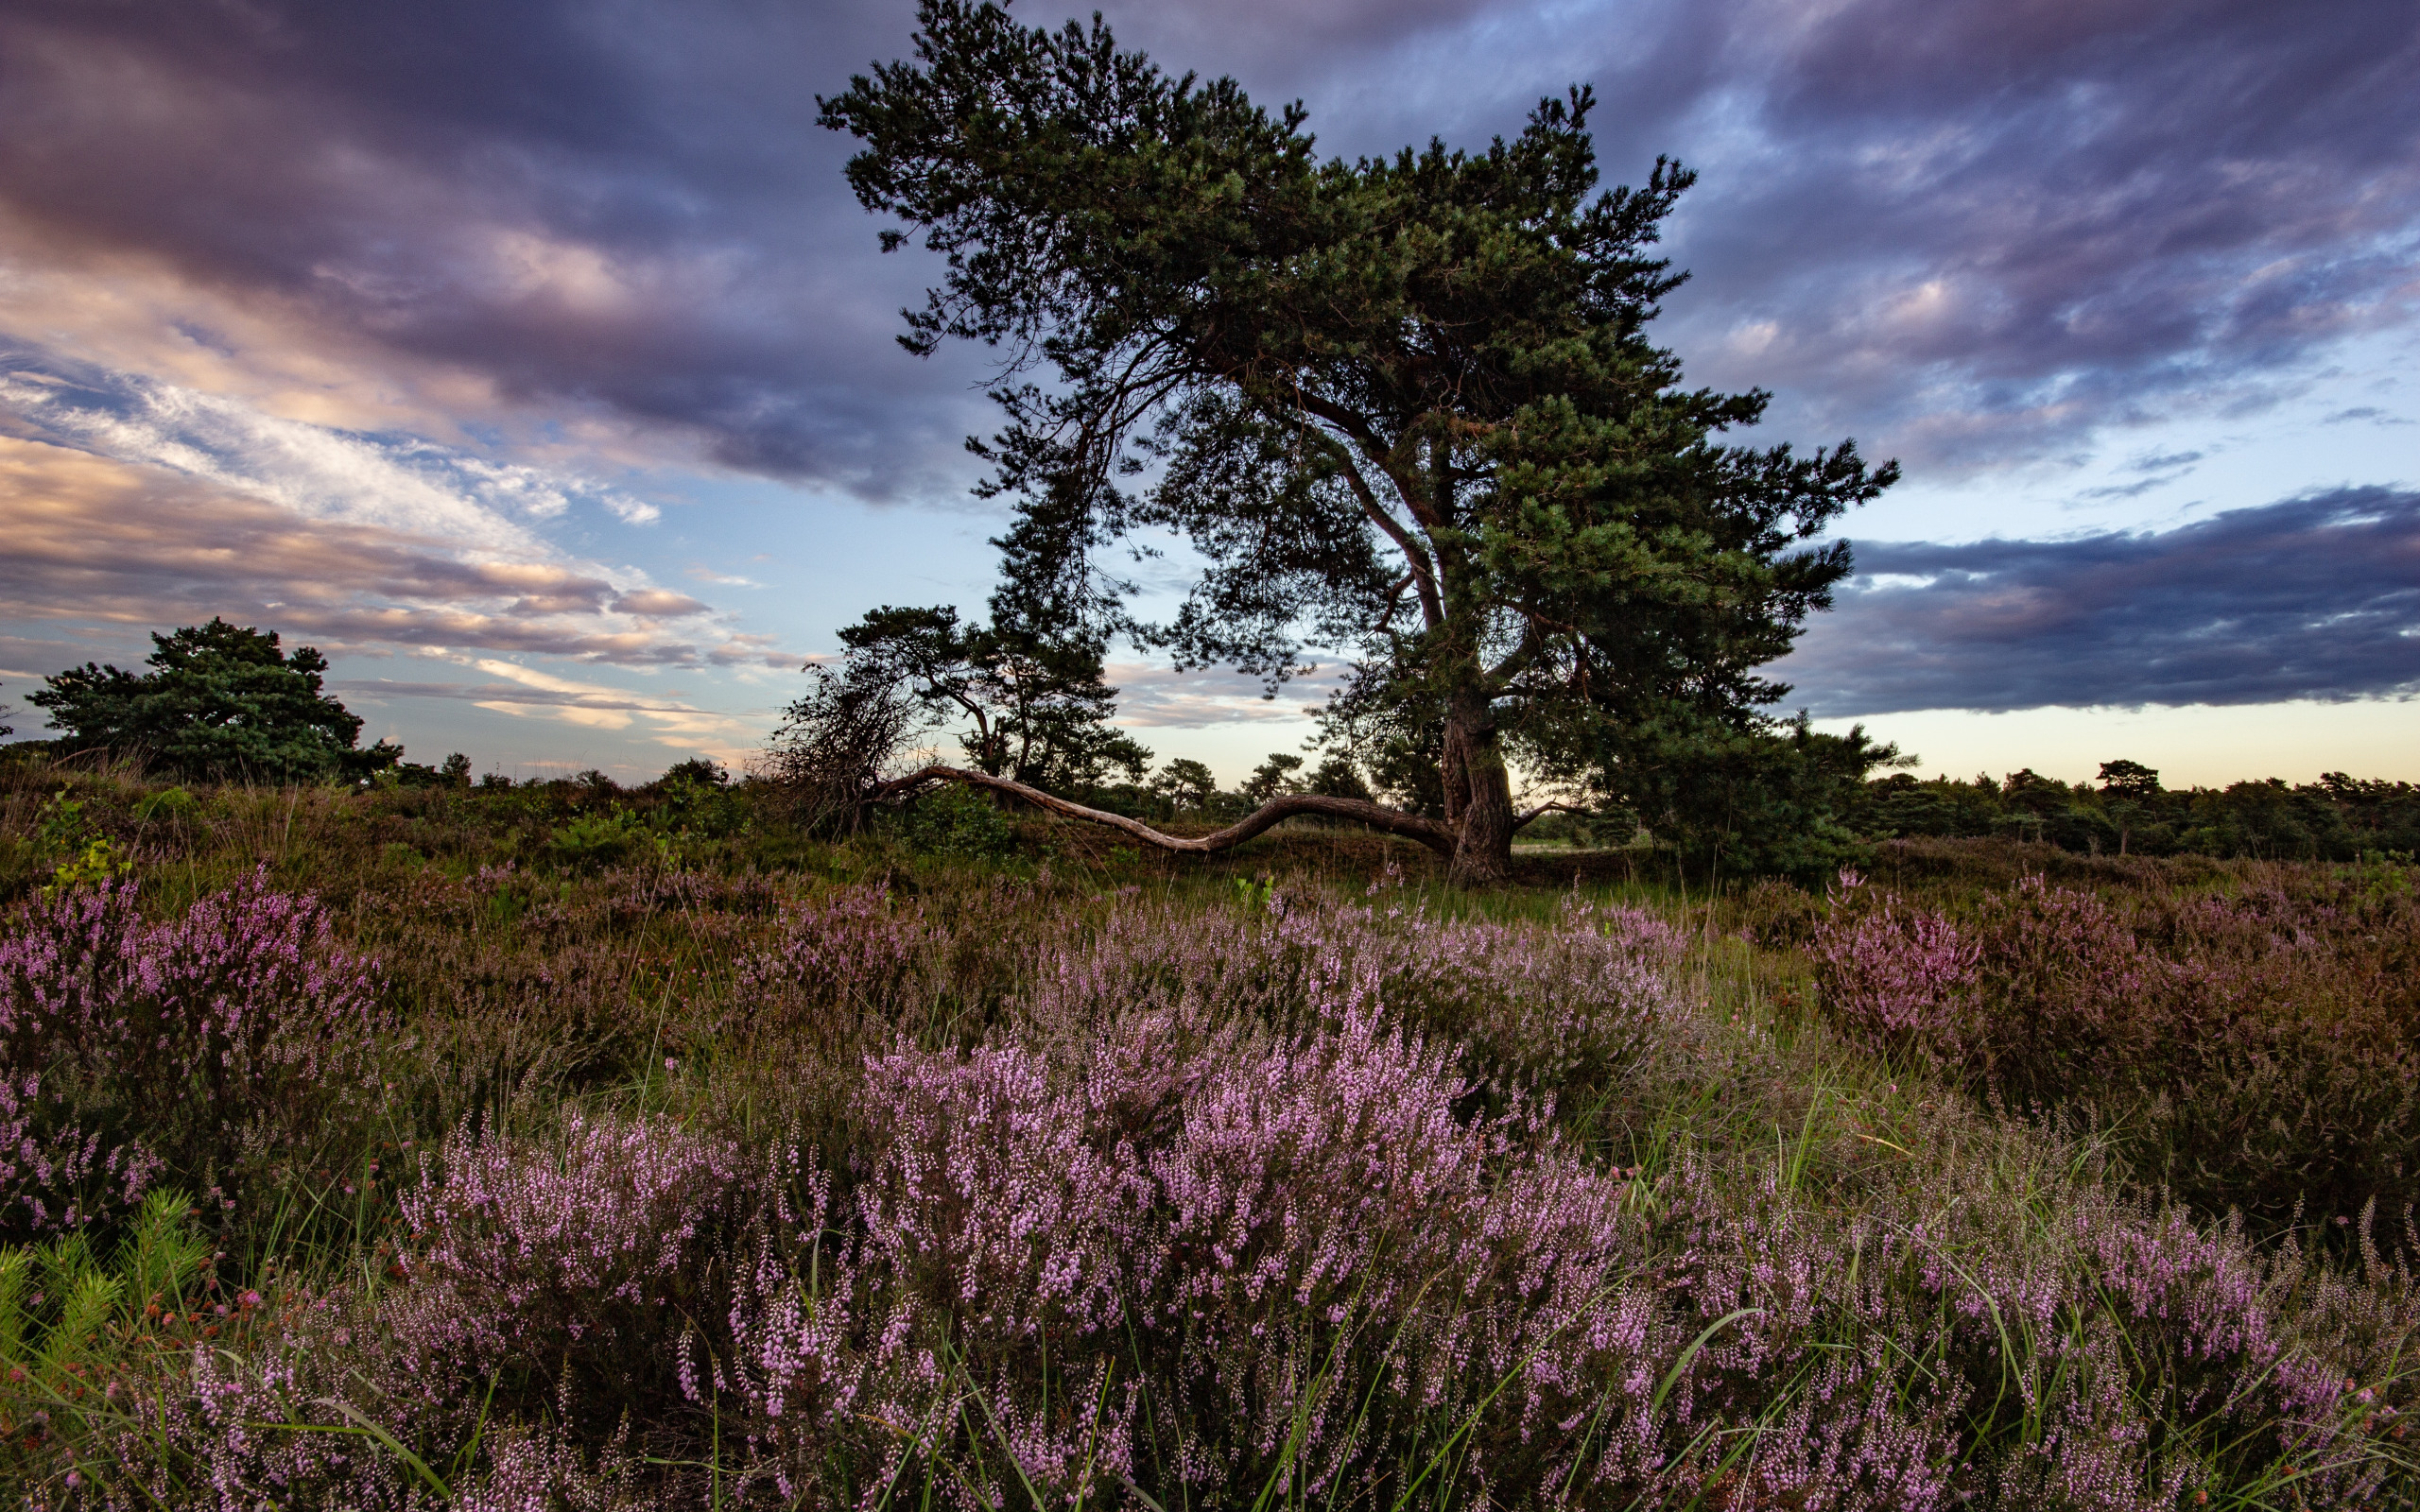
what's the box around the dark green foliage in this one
[1084,731,1157,789]
[1150,757,1219,810]
[1853,772,2005,841]
[130,786,199,824]
[1304,755,1374,803]
[829,603,1138,790]
[1240,751,1305,804]
[1602,714,1909,882]
[658,758,725,787]
[901,782,1016,858]
[1845,764,2420,861]
[26,619,393,783]
[647,759,750,841]
[547,808,649,871]
[1363,714,1449,819]
[820,4,1894,882]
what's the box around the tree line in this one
[6,618,2410,874]
[1845,763,2420,863]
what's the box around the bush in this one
[0,873,389,1237]
[1810,884,1979,1065]
[901,783,1014,858]
[547,808,650,870]
[731,884,935,1042]
[699,971,2411,1508]
[387,1110,756,1433]
[0,781,2410,1507]
[1815,870,2420,1229]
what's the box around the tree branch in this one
[871,765,1458,857]
[1510,799,1587,833]
[1294,390,1448,527]
[1318,438,1443,629]
[1484,621,1548,690]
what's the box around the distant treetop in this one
[27,618,398,782]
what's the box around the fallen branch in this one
[871,765,1458,858]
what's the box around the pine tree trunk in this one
[1443,690,1513,886]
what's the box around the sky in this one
[0,0,2413,789]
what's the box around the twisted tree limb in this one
[872,765,1460,856]
[872,766,1585,865]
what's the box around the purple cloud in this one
[4,0,2410,496]
[1778,487,2420,713]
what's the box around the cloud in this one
[2,0,2410,500]
[1107,662,1337,729]
[334,653,772,753]
[1646,0,2420,468]
[1108,0,1501,76]
[1776,486,2420,713]
[0,0,991,498]
[2325,405,2413,426]
[338,679,764,753]
[0,429,778,667]
[2128,452,2205,472]
[0,0,2413,778]
[2075,475,2183,502]
[610,589,710,617]
[0,354,630,549]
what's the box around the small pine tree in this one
[27,619,394,782]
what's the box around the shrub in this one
[55,1303,643,1511]
[1004,894,1682,1108]
[387,1110,754,1432]
[1811,883,1979,1063]
[902,782,1015,858]
[698,971,2413,1507]
[0,1072,160,1235]
[4,786,2411,1508]
[129,786,199,824]
[546,808,650,871]
[730,884,935,1042]
[0,873,389,1235]
[1815,871,2420,1228]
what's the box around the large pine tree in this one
[821,1,1893,883]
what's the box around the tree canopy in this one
[834,604,1149,788]
[821,2,1894,882]
[27,619,395,782]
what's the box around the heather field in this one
[2,763,2416,1510]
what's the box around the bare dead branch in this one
[872,765,1458,857]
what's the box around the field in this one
[1,761,2414,1509]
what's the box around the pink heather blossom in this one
[0,870,380,1235]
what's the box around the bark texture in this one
[1442,690,1515,887]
